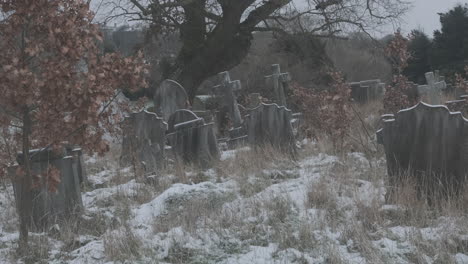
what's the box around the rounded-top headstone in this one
[154,79,189,121]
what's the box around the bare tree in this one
[104,0,410,101]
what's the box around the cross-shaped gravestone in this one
[214,71,243,128]
[424,71,447,105]
[265,64,291,107]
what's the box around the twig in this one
[29,91,123,160]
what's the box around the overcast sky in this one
[402,0,467,35]
[91,0,468,36]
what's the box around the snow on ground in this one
[1,144,468,263]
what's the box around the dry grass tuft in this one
[152,194,228,234]
[103,225,142,262]
[306,177,337,211]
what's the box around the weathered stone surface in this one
[377,102,468,199]
[417,71,447,104]
[265,64,291,107]
[18,146,87,184]
[214,72,243,128]
[193,95,218,111]
[167,119,220,167]
[120,111,167,173]
[245,103,296,155]
[349,79,384,103]
[167,109,202,133]
[154,79,189,121]
[12,150,83,230]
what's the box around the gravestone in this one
[167,109,203,133]
[265,64,291,107]
[245,103,296,155]
[167,110,220,167]
[192,95,218,111]
[213,71,243,128]
[349,79,384,103]
[377,102,468,200]
[154,79,189,121]
[417,71,447,104]
[120,111,167,174]
[12,147,84,230]
[65,146,87,184]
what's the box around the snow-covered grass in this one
[2,113,468,263]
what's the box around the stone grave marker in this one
[154,79,189,121]
[349,79,384,103]
[167,110,220,167]
[265,64,291,107]
[167,109,203,133]
[417,71,447,104]
[377,102,468,200]
[120,110,167,174]
[12,147,84,230]
[214,71,243,128]
[245,103,296,155]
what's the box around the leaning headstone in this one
[154,79,189,121]
[120,111,167,174]
[12,148,84,230]
[167,110,220,167]
[245,103,296,155]
[265,64,291,107]
[377,102,468,200]
[213,71,243,128]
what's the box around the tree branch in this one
[241,0,292,30]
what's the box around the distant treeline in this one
[402,4,468,84]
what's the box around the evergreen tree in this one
[431,4,468,76]
[404,30,432,84]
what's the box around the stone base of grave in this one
[12,149,83,230]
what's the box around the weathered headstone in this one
[417,71,447,104]
[377,102,468,200]
[12,148,84,230]
[154,79,189,121]
[265,64,291,107]
[349,79,384,103]
[167,110,220,167]
[167,109,203,133]
[192,95,218,111]
[120,111,167,173]
[245,103,296,155]
[214,71,243,128]
[66,146,87,184]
